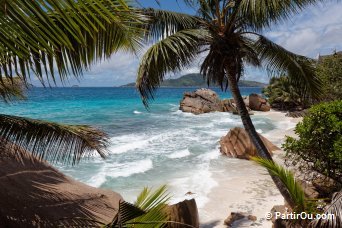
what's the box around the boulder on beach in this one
[222,98,254,115]
[0,140,122,227]
[166,199,199,228]
[180,88,223,114]
[224,212,258,227]
[245,93,271,111]
[219,127,279,159]
[179,89,269,115]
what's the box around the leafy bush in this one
[283,100,342,183]
[317,53,342,101]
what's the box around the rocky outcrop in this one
[219,127,279,159]
[166,199,199,228]
[0,140,122,227]
[180,88,223,114]
[245,93,271,111]
[224,212,258,227]
[180,89,268,115]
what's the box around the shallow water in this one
[0,87,288,207]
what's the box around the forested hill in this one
[120,73,267,87]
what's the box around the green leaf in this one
[251,156,307,212]
[137,29,209,106]
[0,114,108,165]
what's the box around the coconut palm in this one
[263,76,305,110]
[0,0,144,164]
[136,0,324,208]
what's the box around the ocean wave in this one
[133,110,142,114]
[256,129,263,133]
[197,149,220,161]
[167,149,191,159]
[86,159,153,187]
[109,134,149,154]
[169,164,218,208]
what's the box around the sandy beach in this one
[198,110,302,227]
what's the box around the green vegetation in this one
[263,51,342,110]
[106,185,170,228]
[122,74,267,87]
[283,101,342,184]
[251,157,307,212]
[262,76,305,110]
[0,0,143,163]
[317,52,342,101]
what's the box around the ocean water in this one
[0,87,282,207]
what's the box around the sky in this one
[32,0,342,87]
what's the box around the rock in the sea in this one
[166,199,199,228]
[180,88,223,114]
[247,93,271,111]
[219,127,279,159]
[221,98,238,113]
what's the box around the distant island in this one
[120,73,268,88]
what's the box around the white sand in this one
[199,110,302,228]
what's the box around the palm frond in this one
[107,185,170,228]
[238,0,321,30]
[251,35,322,99]
[0,0,144,86]
[0,77,25,102]
[108,201,146,227]
[308,191,342,227]
[137,28,209,107]
[0,114,108,165]
[251,157,306,212]
[132,185,170,227]
[142,8,200,42]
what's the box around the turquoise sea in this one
[1,87,284,206]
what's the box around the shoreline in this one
[198,110,302,227]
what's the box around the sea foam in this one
[86,159,153,187]
[167,149,191,159]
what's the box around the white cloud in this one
[265,2,342,57]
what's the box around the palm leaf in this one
[308,191,342,228]
[136,28,209,106]
[238,0,322,30]
[0,0,144,86]
[251,157,307,212]
[0,77,25,102]
[0,114,108,164]
[141,8,200,42]
[251,35,322,99]
[107,185,170,228]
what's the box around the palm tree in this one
[0,0,143,164]
[263,76,305,110]
[136,0,323,209]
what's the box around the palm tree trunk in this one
[226,67,296,209]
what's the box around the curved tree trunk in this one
[226,67,296,209]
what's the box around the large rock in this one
[247,93,271,111]
[0,140,122,227]
[222,99,254,115]
[224,212,258,227]
[166,199,199,228]
[180,89,270,114]
[180,88,223,114]
[219,127,279,159]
